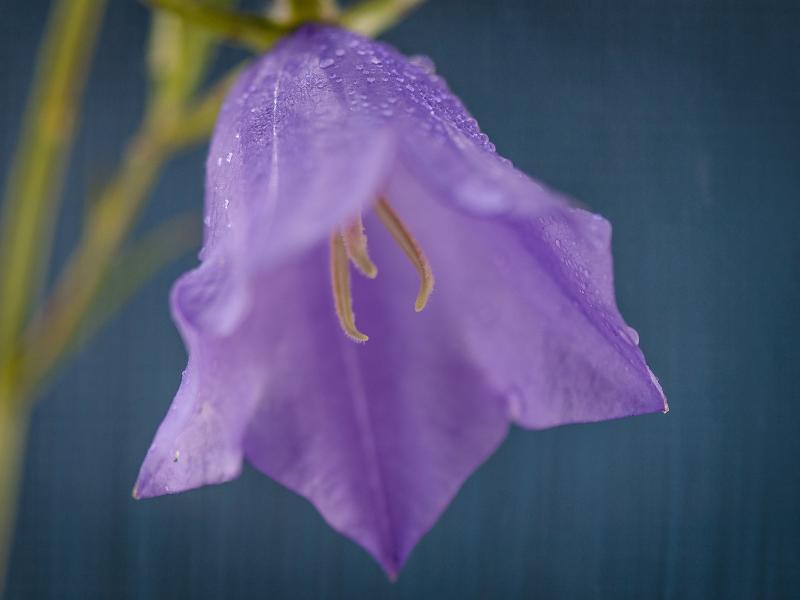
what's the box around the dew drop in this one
[335,48,346,57]
[410,55,436,74]
[319,58,335,68]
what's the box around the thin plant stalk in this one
[0,402,27,591]
[0,0,107,373]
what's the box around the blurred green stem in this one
[339,0,424,37]
[16,68,235,400]
[17,123,168,399]
[146,0,289,51]
[0,5,236,584]
[273,0,338,21]
[0,402,28,591]
[0,0,107,372]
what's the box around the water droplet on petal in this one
[319,58,335,68]
[410,55,436,74]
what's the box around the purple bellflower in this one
[134,25,668,577]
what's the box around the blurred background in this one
[1,0,798,598]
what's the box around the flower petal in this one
[384,163,667,429]
[240,243,509,577]
[133,338,256,498]
[191,30,398,337]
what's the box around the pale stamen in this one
[341,214,378,279]
[330,232,369,342]
[374,198,435,312]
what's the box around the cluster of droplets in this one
[200,26,530,263]
[308,28,500,154]
[538,211,642,352]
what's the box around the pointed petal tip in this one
[131,474,156,500]
[376,552,401,582]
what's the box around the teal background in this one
[2,0,799,598]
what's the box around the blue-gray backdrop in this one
[1,0,798,598]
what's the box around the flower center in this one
[329,198,435,342]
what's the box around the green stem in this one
[146,0,289,51]
[0,0,107,367]
[339,0,424,37]
[18,122,170,393]
[70,212,201,358]
[0,400,29,595]
[272,0,338,22]
[17,66,233,395]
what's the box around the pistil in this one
[330,232,369,342]
[329,199,436,342]
[374,199,435,312]
[341,214,378,278]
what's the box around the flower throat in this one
[330,198,434,342]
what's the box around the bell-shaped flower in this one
[134,25,667,578]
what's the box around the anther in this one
[342,214,378,279]
[330,232,369,342]
[374,198,435,312]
